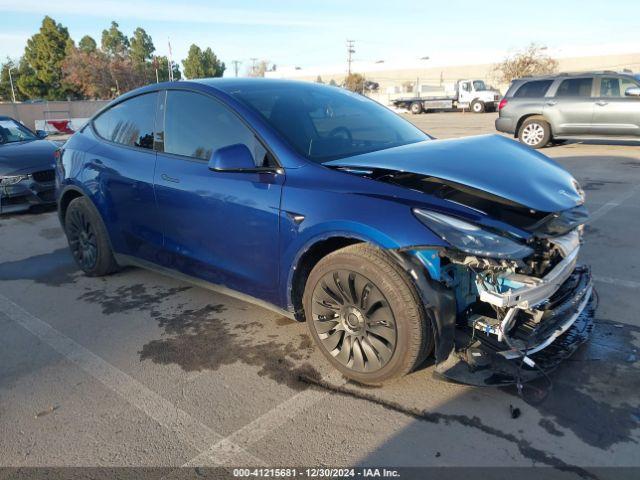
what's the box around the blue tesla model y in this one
[56,79,595,385]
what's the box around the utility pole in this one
[249,58,258,76]
[231,60,242,77]
[8,66,16,103]
[346,40,355,75]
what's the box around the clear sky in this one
[0,0,638,75]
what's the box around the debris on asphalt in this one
[35,405,59,418]
[510,405,521,419]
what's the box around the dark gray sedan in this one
[0,116,58,214]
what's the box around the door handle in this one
[161,173,180,183]
[545,101,557,106]
[596,101,608,106]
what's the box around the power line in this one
[346,40,355,75]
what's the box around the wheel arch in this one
[57,185,87,225]
[515,113,552,138]
[287,235,367,321]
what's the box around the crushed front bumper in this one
[0,176,56,214]
[435,266,595,386]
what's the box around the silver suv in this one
[495,72,640,148]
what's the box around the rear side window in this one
[93,93,157,149]
[163,90,269,166]
[555,78,593,98]
[513,80,553,98]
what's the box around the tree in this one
[130,27,155,65]
[315,75,324,84]
[181,44,225,79]
[344,73,365,92]
[17,16,76,100]
[247,60,274,77]
[101,21,130,57]
[492,43,558,84]
[78,35,97,53]
[63,47,113,99]
[154,56,181,82]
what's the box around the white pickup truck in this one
[391,79,501,114]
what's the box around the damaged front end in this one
[394,206,595,387]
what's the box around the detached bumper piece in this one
[0,170,56,214]
[435,266,595,386]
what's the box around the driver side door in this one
[592,76,640,136]
[154,89,284,303]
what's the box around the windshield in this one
[0,119,37,145]
[229,83,428,163]
[472,80,487,91]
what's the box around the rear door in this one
[592,76,640,136]
[154,89,283,303]
[544,77,595,135]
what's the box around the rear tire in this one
[410,101,423,114]
[64,197,119,276]
[518,116,551,149]
[471,100,485,113]
[303,244,432,384]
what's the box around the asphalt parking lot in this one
[1,112,639,476]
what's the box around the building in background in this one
[266,51,640,106]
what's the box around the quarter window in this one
[163,90,270,166]
[93,93,157,149]
[514,80,553,98]
[555,78,593,98]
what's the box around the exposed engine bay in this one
[359,169,597,388]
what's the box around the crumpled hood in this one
[0,140,57,175]
[325,135,583,213]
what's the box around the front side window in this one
[230,83,428,163]
[601,76,640,97]
[0,119,37,144]
[93,92,157,149]
[514,80,553,98]
[163,90,269,166]
[555,78,593,98]
[472,80,487,91]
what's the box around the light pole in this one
[8,66,17,103]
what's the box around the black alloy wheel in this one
[66,207,98,270]
[311,269,397,373]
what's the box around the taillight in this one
[498,98,508,111]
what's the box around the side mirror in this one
[625,87,640,97]
[208,143,279,173]
[35,130,49,139]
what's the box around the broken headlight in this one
[0,174,30,186]
[413,209,533,259]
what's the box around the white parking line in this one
[183,388,331,467]
[590,183,640,222]
[594,275,640,289]
[0,294,265,466]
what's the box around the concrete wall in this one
[0,100,110,130]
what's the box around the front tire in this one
[471,100,485,113]
[303,244,432,384]
[64,197,119,276]
[518,116,551,149]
